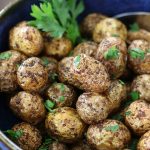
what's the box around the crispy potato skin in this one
[131,75,150,102]
[70,141,92,150]
[45,107,86,143]
[87,120,131,150]
[17,57,48,92]
[9,26,43,56]
[93,18,127,43]
[76,92,110,124]
[137,130,150,150]
[12,122,42,150]
[128,40,150,74]
[125,100,150,135]
[58,54,110,93]
[10,91,46,125]
[49,142,68,150]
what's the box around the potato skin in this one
[76,92,110,124]
[137,130,150,150]
[128,40,150,74]
[95,37,127,79]
[93,18,127,43]
[9,26,43,56]
[17,57,48,92]
[45,107,86,143]
[70,141,92,150]
[131,74,150,102]
[125,100,150,135]
[49,142,68,150]
[87,120,131,150]
[12,122,42,150]
[58,54,110,93]
[10,91,46,125]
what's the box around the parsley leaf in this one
[129,48,145,60]
[5,130,23,141]
[44,100,55,112]
[105,125,119,132]
[41,57,50,66]
[129,23,140,32]
[74,55,81,68]
[39,137,53,150]
[125,111,132,116]
[111,34,120,37]
[130,91,140,101]
[58,96,65,102]
[119,80,125,85]
[58,83,65,92]
[0,52,12,60]
[110,113,123,121]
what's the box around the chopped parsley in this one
[44,100,55,112]
[58,96,65,102]
[41,57,50,66]
[5,130,23,141]
[0,52,12,60]
[119,80,125,85]
[110,113,123,122]
[129,23,140,32]
[111,34,120,37]
[105,124,119,132]
[74,55,81,68]
[129,48,145,60]
[130,91,140,101]
[58,83,65,92]
[38,137,53,150]
[125,111,132,116]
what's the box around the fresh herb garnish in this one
[68,50,74,57]
[129,48,145,60]
[58,96,65,102]
[111,34,120,37]
[58,83,65,92]
[44,100,55,112]
[130,91,140,101]
[110,113,123,121]
[0,52,12,60]
[104,46,119,60]
[105,124,119,132]
[74,55,81,68]
[49,73,58,82]
[125,111,132,116]
[5,130,23,140]
[119,80,125,85]
[41,57,49,66]
[129,23,140,32]
[38,137,53,150]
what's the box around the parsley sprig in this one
[39,137,53,150]
[5,130,23,141]
[74,55,81,68]
[44,100,55,112]
[129,23,140,32]
[129,48,145,60]
[105,124,119,132]
[0,52,12,60]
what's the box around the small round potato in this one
[12,122,42,150]
[137,130,150,150]
[131,74,150,102]
[10,91,46,125]
[128,40,150,74]
[80,13,107,37]
[9,25,43,56]
[125,100,150,135]
[76,92,110,124]
[58,54,110,93]
[93,18,127,43]
[95,37,127,79]
[49,141,68,150]
[47,83,76,108]
[87,120,131,150]
[45,107,86,143]
[70,141,92,150]
[17,57,48,92]
[73,41,98,57]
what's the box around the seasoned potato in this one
[95,37,127,79]
[49,141,68,150]
[12,122,42,150]
[73,41,98,57]
[137,130,150,150]
[131,74,150,102]
[128,40,150,74]
[125,100,150,135]
[93,18,127,43]
[80,13,107,37]
[17,57,48,92]
[76,92,110,124]
[0,50,27,92]
[87,119,131,150]
[58,54,110,93]
[9,25,43,56]
[10,91,46,125]
[45,107,86,143]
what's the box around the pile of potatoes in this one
[0,12,150,150]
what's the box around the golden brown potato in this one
[87,120,131,150]
[70,141,92,150]
[80,13,107,37]
[137,130,150,150]
[76,92,110,124]
[128,40,150,74]
[10,91,46,125]
[58,54,110,93]
[9,25,43,56]
[12,122,42,150]
[45,107,86,143]
[49,141,68,150]
[93,18,127,43]
[125,100,150,135]
[95,37,127,79]
[47,83,76,108]
[17,57,48,92]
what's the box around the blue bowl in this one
[0,0,150,149]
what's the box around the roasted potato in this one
[45,107,86,143]
[58,54,110,93]
[17,57,48,92]
[49,141,68,150]
[86,119,131,150]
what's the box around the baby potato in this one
[76,92,110,124]
[47,83,76,108]
[80,13,107,37]
[137,130,150,150]
[17,57,48,92]
[58,54,110,93]
[93,18,127,43]
[45,107,86,143]
[10,91,46,125]
[125,100,150,135]
[70,141,92,150]
[12,122,42,150]
[9,25,43,56]
[73,41,98,57]
[128,39,150,74]
[95,37,127,79]
[131,74,150,102]
[87,119,131,150]
[49,141,68,150]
